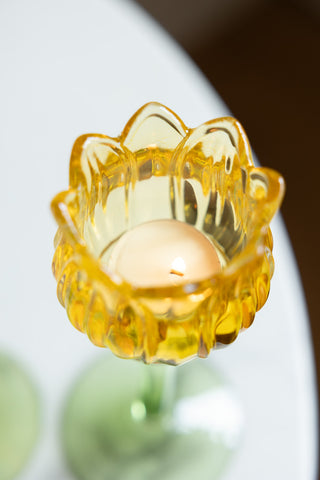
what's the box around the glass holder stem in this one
[131,364,177,420]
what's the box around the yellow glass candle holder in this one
[51,102,284,365]
[52,103,285,480]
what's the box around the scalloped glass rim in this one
[51,102,285,299]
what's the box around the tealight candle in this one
[108,219,222,288]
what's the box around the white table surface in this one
[0,0,318,479]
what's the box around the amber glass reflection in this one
[51,102,284,365]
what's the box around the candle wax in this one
[107,219,221,288]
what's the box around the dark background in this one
[136,0,320,432]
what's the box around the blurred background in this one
[0,0,318,477]
[135,0,320,407]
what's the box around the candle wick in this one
[169,269,184,277]
[170,257,186,278]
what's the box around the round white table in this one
[0,0,318,478]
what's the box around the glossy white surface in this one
[0,0,317,478]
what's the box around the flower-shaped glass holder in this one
[51,103,284,479]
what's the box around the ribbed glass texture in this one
[51,103,284,365]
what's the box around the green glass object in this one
[0,354,39,480]
[63,355,242,480]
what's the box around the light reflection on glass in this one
[173,388,244,449]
